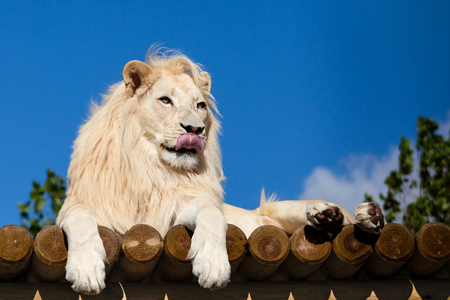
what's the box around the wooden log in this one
[410,222,450,276]
[283,225,332,279]
[98,226,121,276]
[239,225,290,280]
[323,225,373,279]
[366,223,415,277]
[153,225,192,282]
[226,224,248,273]
[0,225,33,280]
[30,225,67,282]
[154,224,248,282]
[112,224,162,282]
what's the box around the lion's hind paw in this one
[354,202,385,234]
[306,202,344,231]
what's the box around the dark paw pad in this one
[315,206,344,231]
[367,203,385,232]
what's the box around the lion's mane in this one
[57,49,224,236]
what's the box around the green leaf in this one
[362,115,449,233]
[20,169,67,237]
[364,193,374,203]
[399,137,414,175]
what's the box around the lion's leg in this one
[175,200,230,290]
[222,203,282,238]
[257,200,384,235]
[222,201,354,236]
[256,200,355,234]
[58,205,106,295]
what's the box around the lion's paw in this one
[188,230,230,290]
[354,202,385,234]
[306,202,344,231]
[65,235,106,295]
[190,247,230,290]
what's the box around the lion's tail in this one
[259,188,279,217]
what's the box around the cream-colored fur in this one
[223,195,351,238]
[57,49,228,294]
[57,48,383,295]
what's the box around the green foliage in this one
[363,193,374,203]
[367,116,449,233]
[18,169,66,236]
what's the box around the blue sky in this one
[1,1,449,226]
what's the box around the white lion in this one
[57,48,384,294]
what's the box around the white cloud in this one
[299,110,450,216]
[298,148,398,214]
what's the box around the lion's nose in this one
[180,123,204,135]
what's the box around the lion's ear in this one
[123,60,152,97]
[198,71,211,93]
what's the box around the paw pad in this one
[367,203,385,232]
[314,206,344,231]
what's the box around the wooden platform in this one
[0,222,449,299]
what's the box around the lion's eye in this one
[197,102,207,110]
[159,96,172,105]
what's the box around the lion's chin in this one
[160,144,200,171]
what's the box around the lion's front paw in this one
[188,228,230,290]
[190,246,231,290]
[306,202,344,231]
[354,202,385,234]
[65,236,106,295]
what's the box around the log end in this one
[290,225,331,264]
[226,224,248,263]
[375,223,415,263]
[248,225,290,265]
[0,225,33,264]
[98,225,121,263]
[416,222,450,261]
[332,225,372,264]
[34,225,67,266]
[122,224,163,264]
[164,225,192,264]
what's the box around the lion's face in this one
[143,74,211,170]
[123,61,213,171]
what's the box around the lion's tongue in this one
[176,133,204,152]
